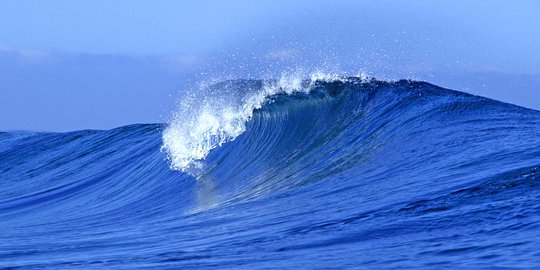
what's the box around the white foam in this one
[161,72,360,172]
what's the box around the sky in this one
[1,0,539,131]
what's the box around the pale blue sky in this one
[1,0,539,131]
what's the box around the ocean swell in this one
[2,75,540,268]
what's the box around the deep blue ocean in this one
[1,76,540,269]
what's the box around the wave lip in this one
[162,72,357,173]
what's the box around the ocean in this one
[1,76,540,269]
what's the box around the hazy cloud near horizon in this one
[1,48,538,131]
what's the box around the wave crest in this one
[161,72,364,173]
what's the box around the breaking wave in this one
[2,75,540,268]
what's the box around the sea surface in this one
[1,76,540,269]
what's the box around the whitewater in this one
[1,75,540,269]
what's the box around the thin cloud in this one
[0,43,51,62]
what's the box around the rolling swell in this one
[1,77,540,268]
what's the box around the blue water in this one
[1,77,540,269]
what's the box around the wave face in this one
[2,77,540,269]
